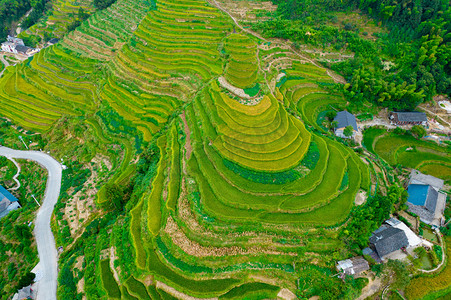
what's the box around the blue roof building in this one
[0,185,20,219]
[407,183,440,225]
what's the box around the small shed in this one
[336,256,369,276]
[334,111,358,138]
[47,38,59,46]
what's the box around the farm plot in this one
[60,0,149,60]
[224,34,258,89]
[0,46,98,132]
[19,0,95,40]
[368,130,451,182]
[0,0,376,298]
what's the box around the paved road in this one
[0,146,61,300]
[0,54,10,78]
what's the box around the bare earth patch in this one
[156,281,218,300]
[277,288,297,300]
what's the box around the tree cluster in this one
[0,0,31,40]
[93,0,117,10]
[341,185,408,250]
[255,0,451,110]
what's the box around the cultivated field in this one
[0,0,374,298]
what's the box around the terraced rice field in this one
[60,0,150,60]
[20,0,95,40]
[364,128,451,183]
[0,0,373,297]
[224,34,258,89]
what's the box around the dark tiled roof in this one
[425,186,438,213]
[395,112,427,122]
[48,38,59,44]
[334,111,358,131]
[370,227,409,258]
[0,185,18,202]
[15,44,30,53]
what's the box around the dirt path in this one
[357,275,382,300]
[6,157,21,191]
[180,112,192,160]
[420,106,451,127]
[418,228,446,273]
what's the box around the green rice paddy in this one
[1,0,374,297]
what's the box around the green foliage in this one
[300,141,320,169]
[219,282,280,299]
[410,125,427,139]
[16,272,35,290]
[256,0,451,109]
[342,185,405,248]
[343,125,354,137]
[243,83,261,97]
[223,159,302,185]
[104,182,133,211]
[100,260,121,299]
[93,0,117,10]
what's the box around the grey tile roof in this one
[425,186,438,213]
[395,112,427,122]
[334,111,358,131]
[15,44,30,53]
[337,256,369,276]
[409,170,444,191]
[370,227,409,258]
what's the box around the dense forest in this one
[254,0,451,111]
[0,0,31,39]
[0,0,50,41]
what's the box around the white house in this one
[1,35,39,57]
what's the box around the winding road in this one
[0,146,61,300]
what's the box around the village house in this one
[1,35,39,57]
[406,170,446,226]
[365,218,424,262]
[0,185,21,219]
[47,38,59,46]
[333,111,358,139]
[336,256,369,277]
[389,111,428,126]
[1,35,25,54]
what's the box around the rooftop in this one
[0,185,18,203]
[334,111,358,131]
[370,226,409,258]
[337,256,369,276]
[393,111,427,122]
[48,38,59,44]
[409,170,444,191]
[15,45,30,54]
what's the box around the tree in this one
[410,125,427,139]
[331,120,338,129]
[326,110,337,120]
[343,125,354,137]
[16,272,35,290]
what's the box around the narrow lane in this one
[0,146,61,300]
